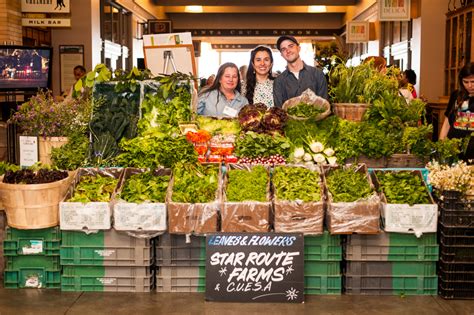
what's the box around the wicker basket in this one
[38,136,69,165]
[0,171,75,229]
[333,103,370,122]
[386,153,428,168]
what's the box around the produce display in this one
[68,175,118,202]
[226,166,267,202]
[2,169,68,184]
[238,103,288,135]
[375,171,430,204]
[197,116,240,135]
[119,171,170,203]
[234,131,290,159]
[272,166,321,202]
[0,162,20,176]
[286,102,326,119]
[325,167,373,202]
[171,164,219,203]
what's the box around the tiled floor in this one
[0,289,473,315]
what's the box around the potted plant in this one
[8,90,91,165]
[328,59,399,121]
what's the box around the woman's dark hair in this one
[245,46,274,103]
[199,62,241,96]
[403,69,417,85]
[455,62,474,108]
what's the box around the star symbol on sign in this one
[219,267,227,276]
[285,265,294,275]
[286,287,299,300]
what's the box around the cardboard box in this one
[373,170,437,235]
[60,168,123,231]
[114,168,170,232]
[221,164,270,233]
[324,164,381,234]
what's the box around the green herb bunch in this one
[226,166,267,202]
[375,171,430,205]
[171,164,219,203]
[326,167,373,202]
[120,171,170,203]
[69,175,118,202]
[273,166,321,202]
[287,102,326,119]
[51,133,90,170]
[234,131,291,158]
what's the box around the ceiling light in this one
[185,5,203,13]
[308,5,327,13]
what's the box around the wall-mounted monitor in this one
[0,45,52,91]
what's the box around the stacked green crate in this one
[155,233,206,292]
[304,232,342,295]
[344,232,439,295]
[0,211,6,282]
[3,226,61,289]
[60,230,154,292]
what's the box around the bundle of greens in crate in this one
[272,165,325,234]
[114,168,171,232]
[373,170,437,235]
[222,165,270,232]
[167,164,220,234]
[324,164,381,234]
[60,168,122,231]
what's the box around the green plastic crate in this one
[345,244,439,261]
[344,275,438,295]
[305,232,341,246]
[3,227,60,256]
[304,275,342,295]
[304,261,341,276]
[345,261,437,276]
[4,269,61,289]
[61,230,104,247]
[304,245,342,261]
[61,275,153,292]
[157,265,205,292]
[5,255,60,270]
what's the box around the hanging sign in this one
[22,18,71,27]
[21,0,70,13]
[346,21,370,43]
[205,233,304,303]
[379,0,411,21]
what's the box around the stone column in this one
[0,0,22,45]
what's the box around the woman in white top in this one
[242,46,275,107]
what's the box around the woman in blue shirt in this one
[197,62,249,117]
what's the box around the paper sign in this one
[19,136,38,168]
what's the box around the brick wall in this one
[0,0,22,45]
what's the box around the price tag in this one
[222,106,238,117]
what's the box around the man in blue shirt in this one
[273,35,328,108]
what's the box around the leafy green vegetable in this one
[69,175,118,202]
[171,164,219,203]
[51,133,89,170]
[430,138,464,164]
[273,166,321,202]
[120,171,170,203]
[287,102,325,119]
[226,166,267,202]
[116,130,197,168]
[197,116,240,135]
[235,132,291,158]
[326,167,373,202]
[284,115,340,148]
[0,162,20,176]
[375,171,430,205]
[402,125,433,157]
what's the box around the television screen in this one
[0,45,52,91]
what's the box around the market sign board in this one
[378,0,411,21]
[205,233,304,303]
[346,21,370,43]
[21,0,71,13]
[22,18,71,27]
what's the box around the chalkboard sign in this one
[206,233,304,303]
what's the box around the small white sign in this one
[22,18,71,27]
[114,202,167,231]
[346,21,370,43]
[383,203,438,235]
[60,202,111,230]
[19,136,38,168]
[22,240,44,254]
[21,0,70,13]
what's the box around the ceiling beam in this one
[163,6,348,13]
[152,0,358,6]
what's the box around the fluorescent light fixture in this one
[308,5,327,13]
[185,5,203,13]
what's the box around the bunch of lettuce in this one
[238,104,288,135]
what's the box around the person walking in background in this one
[273,35,328,108]
[439,62,474,162]
[197,62,248,117]
[241,46,275,107]
[401,69,418,98]
[62,65,86,100]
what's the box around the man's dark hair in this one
[404,69,417,85]
[73,65,86,73]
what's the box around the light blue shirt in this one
[197,89,249,117]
